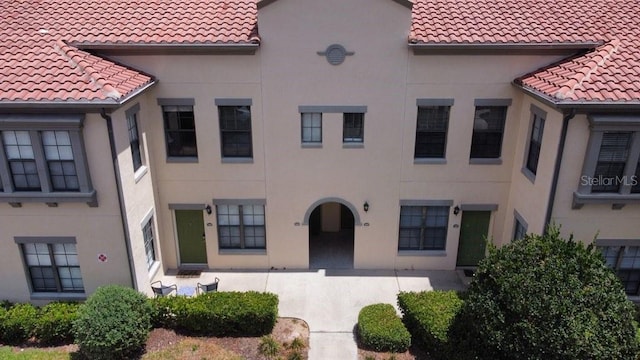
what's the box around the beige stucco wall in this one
[0,114,132,303]
[499,98,565,243]
[106,0,580,272]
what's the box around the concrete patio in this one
[157,269,468,359]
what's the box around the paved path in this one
[162,269,467,359]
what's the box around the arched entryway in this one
[307,202,355,269]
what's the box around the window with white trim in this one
[216,204,265,250]
[525,110,545,176]
[127,105,144,172]
[398,206,449,251]
[0,115,95,205]
[18,239,84,293]
[142,216,156,270]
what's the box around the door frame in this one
[170,204,209,269]
[455,204,497,268]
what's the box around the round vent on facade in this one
[317,44,354,65]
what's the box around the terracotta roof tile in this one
[412,0,640,104]
[1,0,259,104]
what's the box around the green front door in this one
[175,210,207,264]
[456,211,491,267]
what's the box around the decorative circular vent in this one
[317,44,354,65]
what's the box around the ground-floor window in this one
[216,204,266,250]
[17,238,84,293]
[142,216,156,269]
[599,245,640,295]
[398,205,449,251]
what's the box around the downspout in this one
[100,108,137,289]
[544,109,576,233]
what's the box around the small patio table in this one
[177,285,196,297]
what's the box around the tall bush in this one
[73,285,152,360]
[450,227,638,360]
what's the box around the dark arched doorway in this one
[308,202,355,269]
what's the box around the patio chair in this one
[151,280,177,297]
[197,277,220,295]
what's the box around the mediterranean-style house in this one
[1,0,639,302]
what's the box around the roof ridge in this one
[54,39,123,100]
[555,39,620,100]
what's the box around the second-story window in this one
[343,113,364,143]
[470,106,508,159]
[162,105,197,158]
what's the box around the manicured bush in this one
[73,285,152,360]
[149,295,189,329]
[449,227,639,360]
[1,303,38,344]
[397,290,462,358]
[172,291,278,336]
[357,303,411,353]
[34,302,80,345]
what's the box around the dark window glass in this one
[513,218,526,241]
[143,217,156,269]
[525,114,545,175]
[128,112,143,171]
[163,105,197,157]
[3,131,41,191]
[470,106,507,159]
[219,106,253,158]
[631,160,640,193]
[43,131,78,191]
[398,206,448,251]
[592,132,631,193]
[23,243,84,293]
[343,113,364,143]
[217,205,265,249]
[600,246,640,295]
[415,106,449,158]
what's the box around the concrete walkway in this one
[160,269,467,359]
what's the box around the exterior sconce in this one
[453,206,460,215]
[363,201,370,212]
[205,205,212,215]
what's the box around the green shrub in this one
[0,300,13,310]
[172,291,278,336]
[73,285,152,360]
[1,303,38,344]
[449,227,639,360]
[358,303,411,352]
[149,295,189,329]
[34,302,80,345]
[397,290,462,359]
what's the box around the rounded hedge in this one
[34,302,80,345]
[450,227,639,360]
[358,303,411,353]
[73,285,152,360]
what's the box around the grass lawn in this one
[1,342,244,360]
[0,347,71,360]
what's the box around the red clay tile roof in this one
[411,0,640,104]
[0,0,259,105]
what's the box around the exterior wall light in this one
[205,205,212,215]
[453,206,460,215]
[363,201,370,212]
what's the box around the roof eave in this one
[409,41,601,55]
[72,42,260,55]
[513,82,640,112]
[0,80,158,113]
